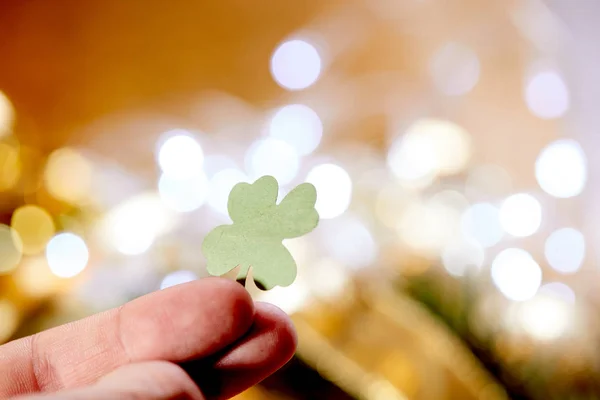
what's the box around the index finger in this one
[0,277,255,397]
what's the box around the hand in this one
[0,277,297,399]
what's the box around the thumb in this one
[12,361,205,400]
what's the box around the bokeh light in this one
[525,70,570,119]
[320,215,377,270]
[101,194,174,255]
[398,201,460,255]
[465,164,512,199]
[203,155,237,179]
[0,91,14,137]
[518,295,572,341]
[491,248,542,302]
[207,168,249,216]
[539,282,576,304]
[426,120,472,175]
[429,42,480,96]
[245,138,299,184]
[0,300,18,342]
[499,193,542,237]
[11,205,55,255]
[442,237,485,277]
[387,129,436,187]
[375,186,418,228]
[258,280,311,314]
[158,173,209,212]
[306,163,352,219]
[46,232,89,278]
[14,257,61,297]
[44,148,93,204]
[0,143,21,191]
[160,270,198,289]
[431,190,469,209]
[388,119,472,187]
[157,131,204,180]
[309,258,349,300]
[460,203,503,248]
[269,104,323,156]
[282,237,311,270]
[535,139,586,198]
[270,39,322,90]
[0,224,23,273]
[544,227,585,274]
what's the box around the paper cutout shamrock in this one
[202,175,319,290]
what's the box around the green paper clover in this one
[202,175,319,290]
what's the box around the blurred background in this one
[0,0,598,398]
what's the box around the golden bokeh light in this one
[375,186,419,228]
[0,300,19,342]
[35,186,73,216]
[11,205,56,255]
[412,119,472,176]
[14,257,62,297]
[0,142,21,191]
[388,119,473,188]
[19,145,44,195]
[396,200,461,256]
[377,352,420,397]
[0,91,15,138]
[0,224,23,273]
[44,147,93,204]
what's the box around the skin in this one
[0,277,297,399]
